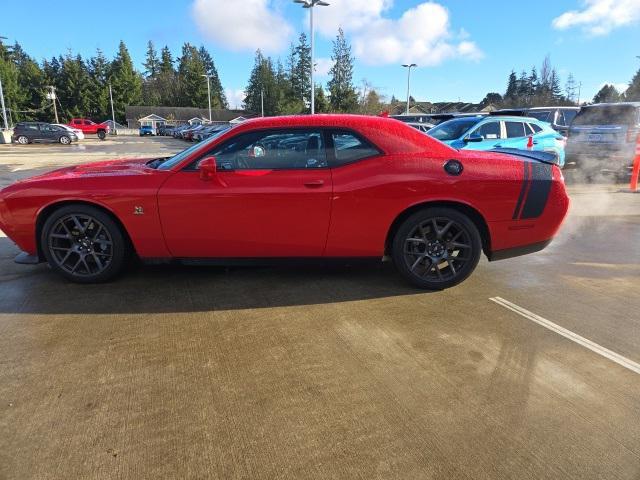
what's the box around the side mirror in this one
[464,133,483,143]
[199,156,217,181]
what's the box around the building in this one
[390,101,498,116]
[124,106,251,129]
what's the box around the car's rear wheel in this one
[59,135,71,145]
[17,135,29,144]
[41,205,128,283]
[391,207,482,290]
[97,130,106,140]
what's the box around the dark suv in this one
[565,102,640,178]
[12,122,78,145]
[491,107,579,136]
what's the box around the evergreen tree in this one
[159,46,174,74]
[565,73,578,104]
[293,33,311,108]
[12,42,46,121]
[243,50,279,115]
[504,70,518,106]
[87,49,110,119]
[328,28,358,112]
[528,66,539,102]
[549,68,563,103]
[177,43,208,108]
[58,53,92,119]
[626,68,640,101]
[109,41,142,121]
[516,70,529,104]
[314,84,329,113]
[143,41,159,78]
[198,46,227,108]
[593,84,621,103]
[0,40,20,126]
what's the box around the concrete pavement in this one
[1,137,639,479]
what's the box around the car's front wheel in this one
[41,205,129,283]
[391,207,482,290]
[59,135,71,145]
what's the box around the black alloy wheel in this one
[41,205,128,283]
[392,207,482,290]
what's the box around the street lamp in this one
[201,74,212,121]
[0,36,8,130]
[293,0,329,115]
[402,63,417,115]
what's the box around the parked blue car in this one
[139,125,155,136]
[428,115,566,167]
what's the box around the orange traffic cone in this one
[631,135,640,192]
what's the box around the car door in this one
[40,124,58,142]
[466,120,503,150]
[157,128,333,258]
[501,121,529,149]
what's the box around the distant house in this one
[125,106,251,129]
[138,114,167,131]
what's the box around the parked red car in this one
[0,115,569,288]
[67,118,110,140]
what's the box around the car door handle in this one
[304,180,325,188]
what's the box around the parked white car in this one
[53,124,84,140]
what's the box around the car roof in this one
[481,115,542,122]
[240,114,405,130]
[582,102,640,108]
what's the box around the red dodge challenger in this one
[0,115,569,289]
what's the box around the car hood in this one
[17,157,159,183]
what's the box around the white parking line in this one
[490,296,640,375]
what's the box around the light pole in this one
[201,74,212,121]
[402,63,417,114]
[294,0,329,115]
[0,36,8,130]
[109,84,116,131]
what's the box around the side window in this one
[73,120,81,125]
[84,120,92,125]
[529,123,542,134]
[563,110,577,126]
[475,121,501,140]
[331,132,380,166]
[24,124,39,131]
[210,129,326,170]
[505,121,526,138]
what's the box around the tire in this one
[97,130,106,140]
[59,135,71,145]
[391,207,482,290]
[40,204,129,283]
[17,135,29,145]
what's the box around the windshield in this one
[157,125,233,170]
[527,110,553,122]
[428,117,481,141]
[573,105,638,126]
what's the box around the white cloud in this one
[226,89,246,110]
[552,0,640,35]
[314,57,333,77]
[314,1,482,66]
[192,0,293,53]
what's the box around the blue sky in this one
[3,0,640,107]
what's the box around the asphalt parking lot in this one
[1,137,639,479]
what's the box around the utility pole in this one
[47,86,59,123]
[201,74,212,121]
[0,74,8,130]
[0,35,8,130]
[294,0,330,114]
[109,84,116,131]
[577,82,582,105]
[261,88,264,117]
[402,63,417,114]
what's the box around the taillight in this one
[627,128,639,143]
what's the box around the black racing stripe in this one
[512,161,530,220]
[520,162,553,219]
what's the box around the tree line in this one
[1,35,640,125]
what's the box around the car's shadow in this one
[0,237,425,315]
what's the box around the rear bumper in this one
[487,239,552,261]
